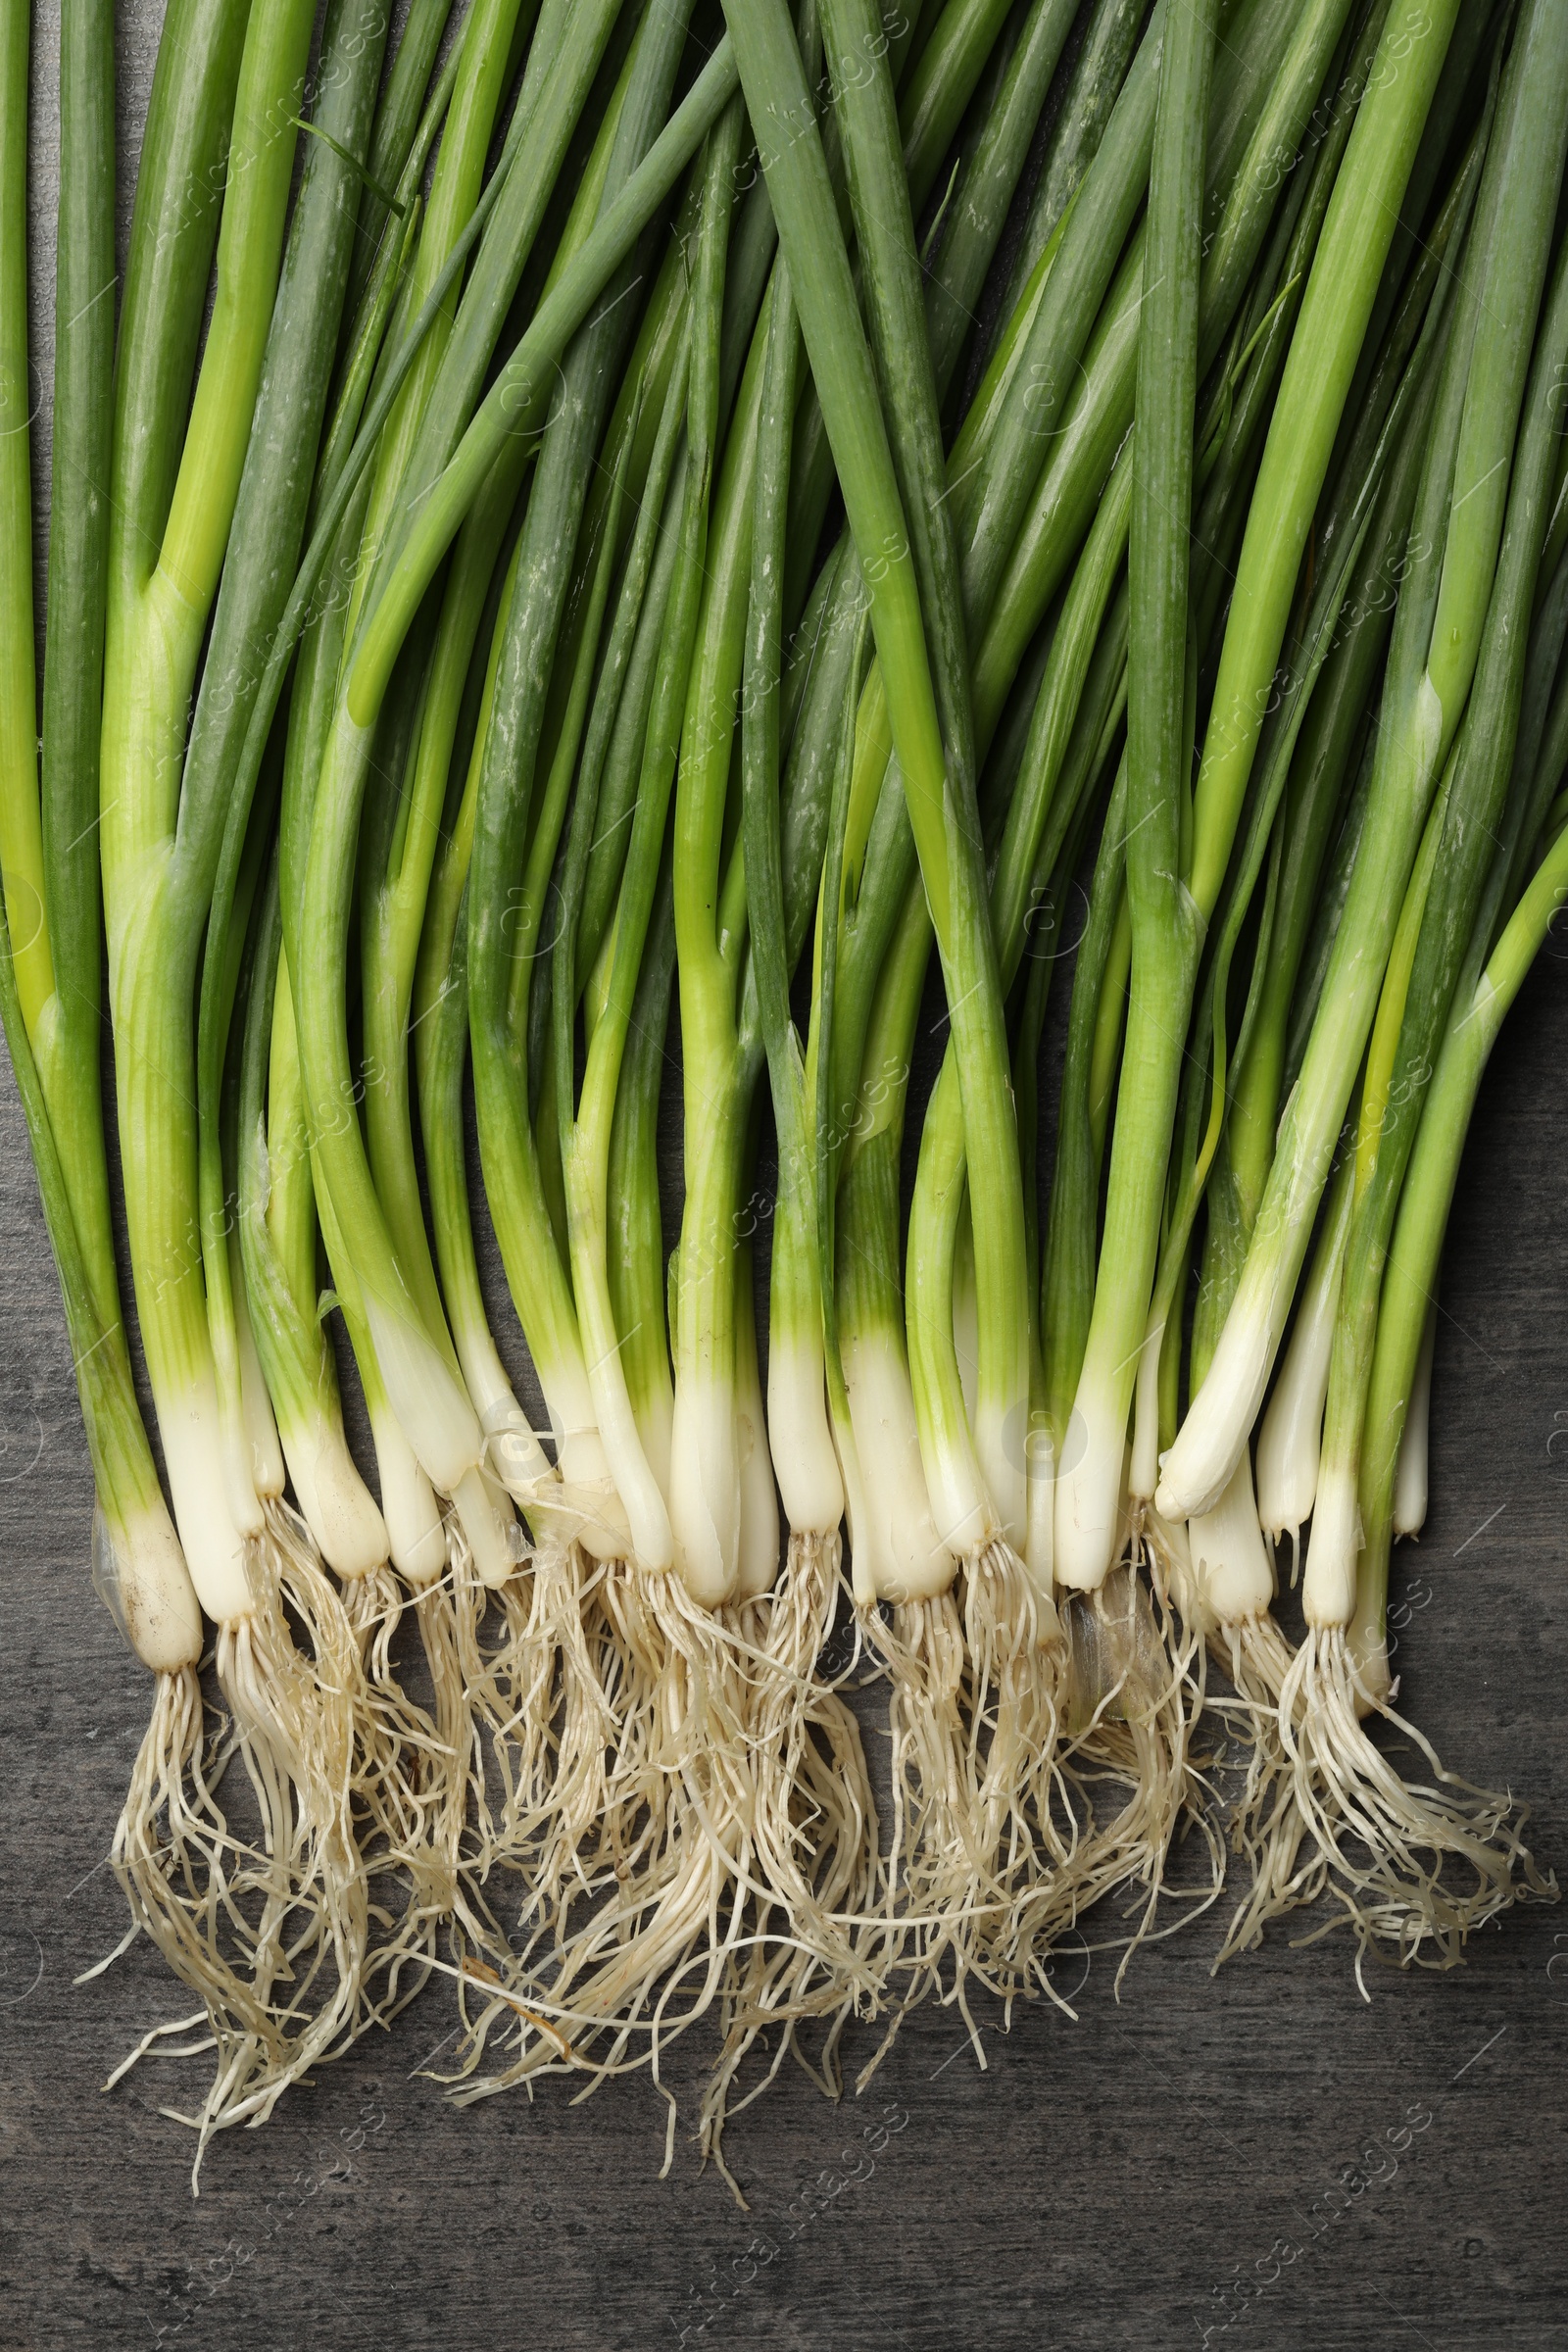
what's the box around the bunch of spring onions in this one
[2,0,1563,2190]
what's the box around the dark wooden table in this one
[3,8,1565,2348]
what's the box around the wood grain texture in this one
[1,7,1565,2348]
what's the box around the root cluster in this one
[101,1499,1551,2191]
[1202,1612,1553,1983]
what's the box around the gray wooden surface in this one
[3,8,1567,2349]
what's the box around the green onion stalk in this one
[1253,212,1568,1971]
[251,30,547,1631]
[1153,0,1537,1520]
[502,38,688,1569]
[721,0,1035,2032]
[824,240,1089,1599]
[401,146,717,2042]
[897,0,1327,1997]
[289,22,737,1577]
[0,0,201,1667]
[1051,0,1371,1588]
[0,0,224,2067]
[282,0,542,1597]
[192,0,533,2053]
[1130,18,1378,1502]
[1161,72,1491,1940]
[268,0,604,1625]
[677,0,1054,1646]
[892,0,1049,1539]
[1023,0,1220,1968]
[1148,388,1396,1956]
[707,261,886,2149]
[820,52,1079,1643]
[1126,0,1484,1621]
[996,0,1145,344]
[1155,0,1568,1964]
[1040,749,1128,1527]
[275,530,447,1599]
[725,0,1173,2001]
[194,0,443,1603]
[1234,85,1494,1556]
[410,298,690,1949]
[780,0,1354,1599]
[1344,791,1568,1942]
[95,0,409,2159]
[320,0,662,1939]
[666,286,775,1612]
[739,173,853,1613]
[570,348,705,1599]
[303,23,747,2097]
[270,0,631,1628]
[1146,74,1457,1860]
[466,97,806,2113]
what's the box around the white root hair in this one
[1060,1533,1223,1989]
[858,1541,1087,2080]
[114,1517,367,2184]
[1204,1609,1323,1968]
[1271,1627,1552,1984]
[701,1531,884,2175]
[440,1565,767,2176]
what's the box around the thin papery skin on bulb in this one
[1155,1304,1276,1526]
[670,1370,741,1606]
[157,1382,258,1626]
[1254,1295,1335,1546]
[766,1330,843,1541]
[843,1325,958,1605]
[1301,1458,1361,1630]
[1185,1450,1272,1627]
[279,1414,391,1582]
[1391,1305,1436,1539]
[92,1501,203,1674]
[1054,1385,1132,1592]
